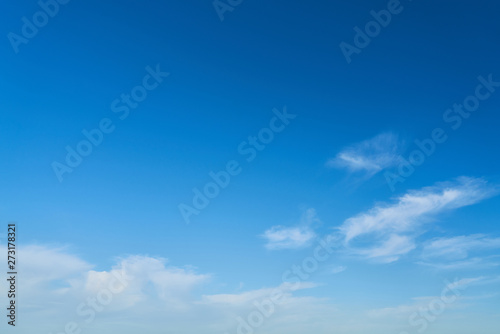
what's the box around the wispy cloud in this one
[356,234,416,263]
[418,257,500,270]
[199,281,319,305]
[368,276,486,318]
[422,234,500,260]
[418,234,500,269]
[262,208,320,250]
[331,266,347,274]
[327,132,403,178]
[336,177,498,263]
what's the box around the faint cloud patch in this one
[418,234,500,269]
[331,266,347,274]
[262,208,321,250]
[327,132,404,180]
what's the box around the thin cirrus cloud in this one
[422,234,500,260]
[331,266,347,274]
[327,132,404,178]
[335,177,498,263]
[418,234,500,269]
[367,276,488,319]
[261,208,320,250]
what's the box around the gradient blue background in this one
[1,1,499,331]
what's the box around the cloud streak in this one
[262,208,320,250]
[327,132,404,178]
[422,234,500,260]
[336,177,498,262]
[418,234,500,269]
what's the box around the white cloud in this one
[85,255,211,310]
[0,245,212,333]
[20,245,93,284]
[262,208,320,250]
[262,226,315,250]
[3,244,499,334]
[0,244,342,334]
[336,177,498,262]
[327,132,403,178]
[12,245,94,304]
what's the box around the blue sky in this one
[1,0,500,333]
